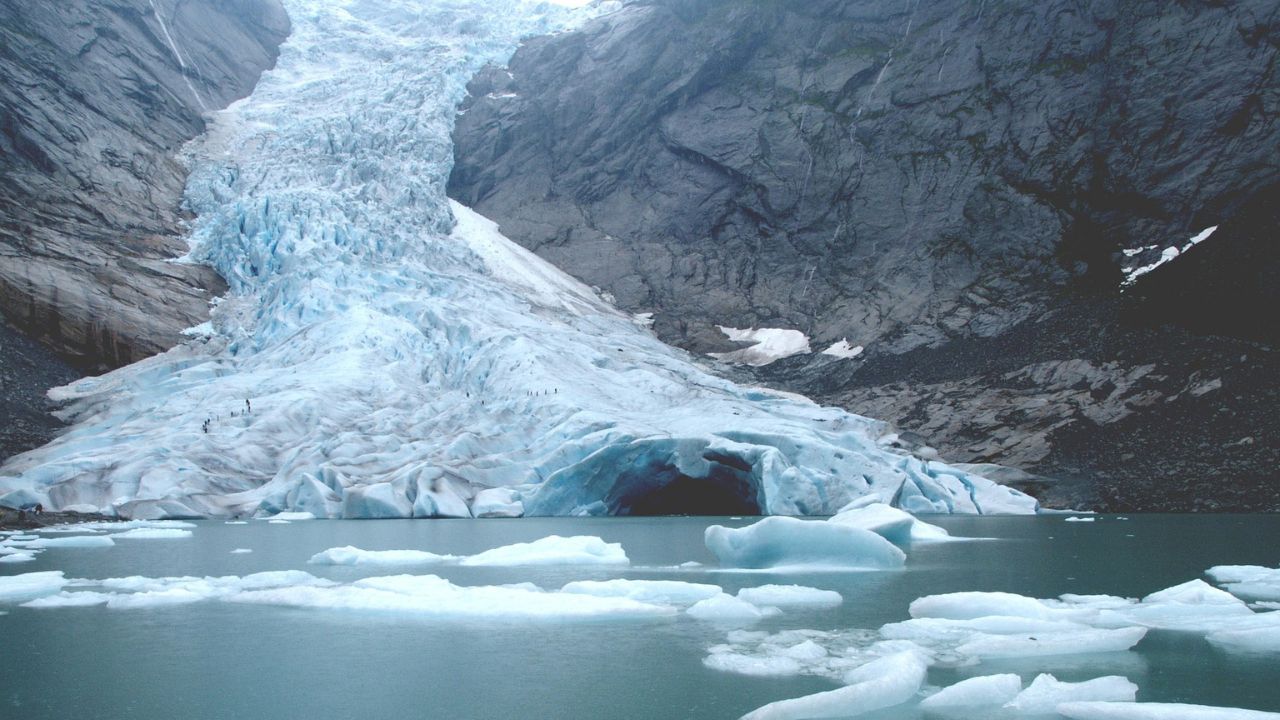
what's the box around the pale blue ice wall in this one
[0,0,1036,519]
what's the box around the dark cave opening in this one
[617,462,762,516]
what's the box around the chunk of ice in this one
[828,502,953,544]
[740,650,928,719]
[705,517,905,570]
[0,571,68,602]
[1058,701,1280,719]
[919,673,1022,709]
[231,573,675,621]
[19,536,115,549]
[957,627,1147,659]
[687,593,780,623]
[459,535,628,566]
[111,528,193,539]
[560,579,722,605]
[737,585,843,608]
[309,546,458,566]
[1003,674,1138,713]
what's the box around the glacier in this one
[0,0,1036,520]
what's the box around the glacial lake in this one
[2,514,1279,719]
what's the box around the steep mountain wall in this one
[450,0,1280,509]
[0,0,288,370]
[0,0,289,460]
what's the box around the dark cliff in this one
[450,0,1279,510]
[0,0,289,459]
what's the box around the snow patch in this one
[709,326,811,366]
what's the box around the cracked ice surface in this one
[0,0,1035,519]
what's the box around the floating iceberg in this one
[740,649,928,719]
[686,593,781,623]
[309,546,458,567]
[828,502,954,543]
[0,0,1037,521]
[459,535,628,566]
[736,585,843,608]
[1207,565,1280,602]
[111,528,193,540]
[705,517,905,570]
[919,673,1022,709]
[560,579,723,605]
[0,571,69,603]
[231,573,675,621]
[310,535,627,568]
[1058,701,1280,719]
[1003,674,1138,713]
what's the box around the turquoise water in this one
[1,514,1278,719]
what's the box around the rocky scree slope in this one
[0,0,289,460]
[449,0,1279,510]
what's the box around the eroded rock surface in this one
[449,0,1279,509]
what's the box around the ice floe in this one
[111,528,193,540]
[740,649,929,719]
[560,579,722,605]
[1207,565,1280,602]
[1058,701,1280,719]
[310,535,627,568]
[0,571,69,603]
[736,585,842,608]
[686,593,780,623]
[918,673,1022,709]
[828,502,954,543]
[1003,673,1138,713]
[231,573,675,621]
[705,517,905,570]
[309,546,458,567]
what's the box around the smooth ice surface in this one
[1004,674,1138,713]
[0,571,68,603]
[15,536,115,549]
[459,535,628,566]
[1058,702,1280,720]
[0,0,1036,521]
[111,528,193,540]
[919,673,1022,709]
[1208,566,1280,602]
[309,546,458,566]
[232,573,675,621]
[961,627,1147,659]
[1207,626,1280,655]
[737,585,843,608]
[909,591,1089,621]
[828,502,954,543]
[560,579,723,605]
[739,649,928,719]
[309,535,626,567]
[705,517,906,570]
[687,593,780,622]
[0,552,36,563]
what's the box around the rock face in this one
[0,0,289,370]
[0,0,289,460]
[450,0,1279,509]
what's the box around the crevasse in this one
[0,0,1037,519]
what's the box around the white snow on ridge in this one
[822,339,864,359]
[709,326,812,366]
[1121,226,1218,287]
[0,0,1034,520]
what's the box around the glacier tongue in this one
[0,0,1036,519]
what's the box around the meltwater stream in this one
[2,515,1279,719]
[0,0,1033,519]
